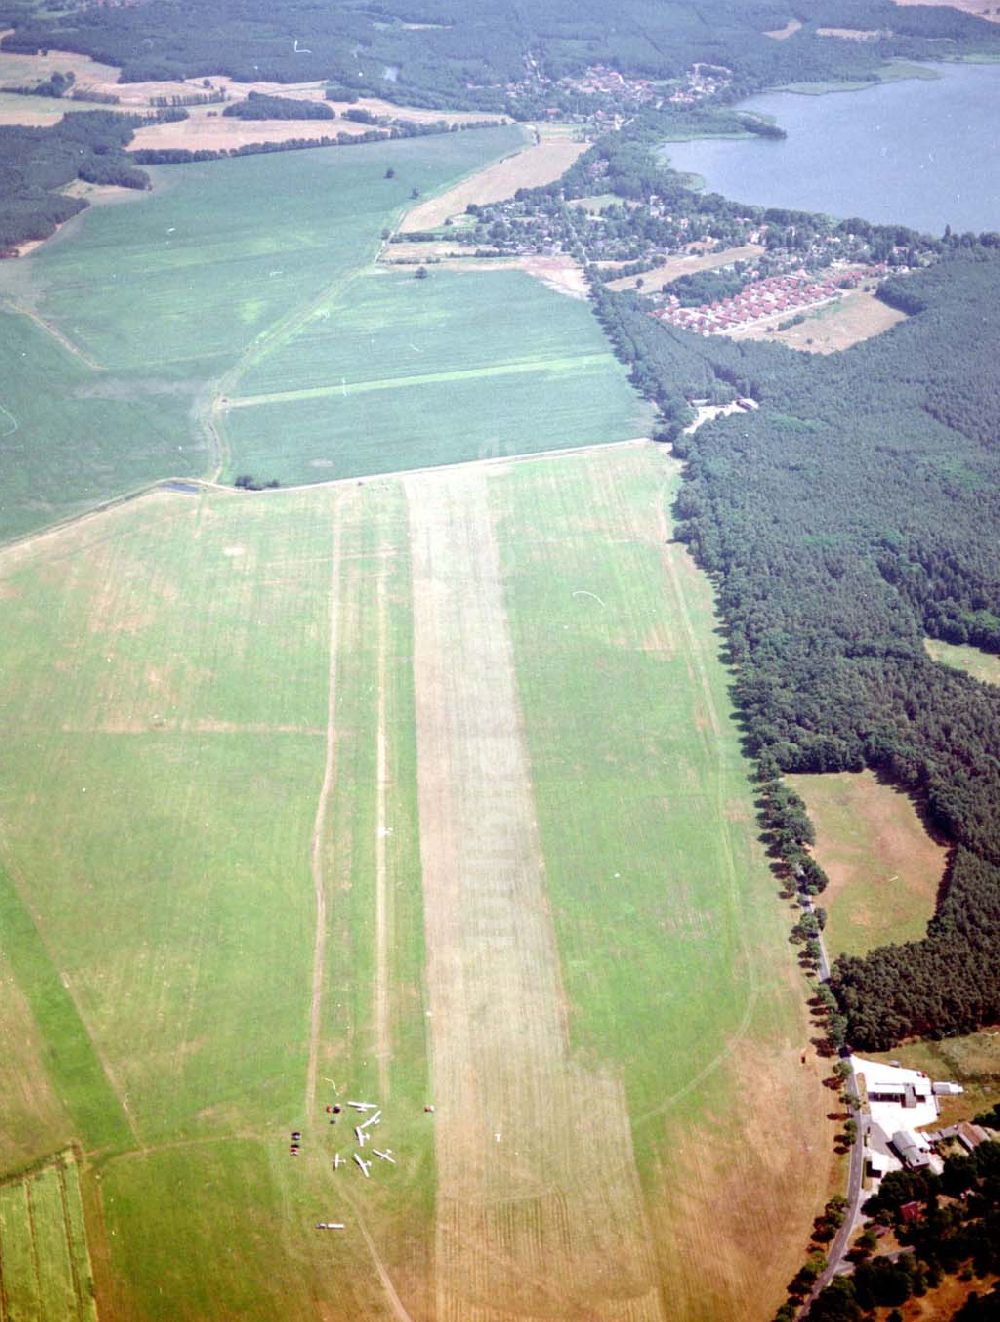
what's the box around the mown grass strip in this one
[0,864,132,1153]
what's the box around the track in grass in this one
[407,466,664,1320]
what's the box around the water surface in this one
[663,62,1000,234]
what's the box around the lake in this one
[663,62,1000,235]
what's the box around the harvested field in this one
[399,129,586,231]
[0,90,99,124]
[925,636,1000,685]
[603,244,763,291]
[130,110,375,152]
[0,43,119,92]
[788,771,949,957]
[817,26,885,38]
[380,250,588,297]
[734,288,907,353]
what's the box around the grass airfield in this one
[0,446,831,1319]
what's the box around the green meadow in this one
[0,127,525,541]
[0,450,828,1318]
[222,267,649,482]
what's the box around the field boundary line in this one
[0,298,104,372]
[226,352,615,409]
[305,512,344,1117]
[0,439,653,560]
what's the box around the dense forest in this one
[588,241,1000,1051]
[802,1141,1000,1320]
[2,0,1000,110]
[0,110,149,252]
[222,90,335,119]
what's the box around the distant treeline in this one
[2,0,1000,114]
[588,239,1000,1051]
[0,110,148,253]
[130,116,495,166]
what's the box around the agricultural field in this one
[0,124,526,540]
[925,636,1000,685]
[222,267,650,484]
[788,771,949,958]
[0,1158,97,1322]
[0,444,833,1320]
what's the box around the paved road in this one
[800,904,866,1315]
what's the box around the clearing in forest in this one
[924,636,1000,686]
[0,445,831,1319]
[736,288,907,353]
[788,771,949,957]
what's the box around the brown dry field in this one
[406,465,665,1321]
[892,0,1000,20]
[788,770,948,958]
[130,109,374,152]
[380,247,588,297]
[734,288,907,353]
[604,244,763,291]
[816,26,885,39]
[399,132,587,232]
[765,19,803,38]
[0,37,120,90]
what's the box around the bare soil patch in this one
[892,0,1000,21]
[382,251,588,298]
[399,132,587,232]
[788,770,948,958]
[765,18,803,38]
[406,467,665,1320]
[817,26,886,38]
[603,243,763,291]
[736,288,907,353]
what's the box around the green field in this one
[0,446,830,1320]
[0,1159,97,1322]
[925,636,1000,687]
[0,124,649,542]
[0,127,526,541]
[222,267,649,483]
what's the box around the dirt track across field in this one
[305,511,344,1117]
[407,467,665,1321]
